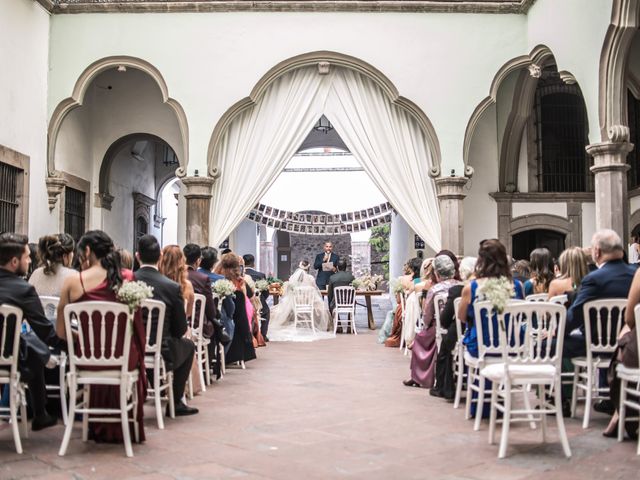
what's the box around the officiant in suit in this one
[314,241,339,290]
[243,254,270,341]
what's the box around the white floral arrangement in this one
[254,279,270,293]
[477,276,515,314]
[212,279,236,299]
[244,275,256,291]
[116,280,154,313]
[353,273,383,291]
[390,277,405,294]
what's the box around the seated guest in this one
[511,259,530,286]
[29,233,77,298]
[199,246,224,283]
[431,256,477,400]
[385,257,422,348]
[404,255,461,388]
[135,235,197,416]
[547,247,589,301]
[183,244,218,340]
[0,233,59,431]
[378,262,413,344]
[327,259,355,313]
[56,230,146,443]
[524,247,554,296]
[117,248,134,271]
[565,229,637,360]
[243,253,270,341]
[160,246,195,317]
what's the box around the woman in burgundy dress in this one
[57,230,147,443]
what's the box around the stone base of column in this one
[182,176,215,246]
[435,176,468,255]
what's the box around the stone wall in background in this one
[289,233,354,279]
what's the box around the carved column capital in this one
[435,176,468,255]
[181,176,215,199]
[435,176,468,200]
[45,176,67,211]
[95,192,115,211]
[181,175,215,246]
[586,141,633,174]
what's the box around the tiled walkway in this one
[1,311,639,479]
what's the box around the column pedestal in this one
[586,141,633,240]
[435,176,468,255]
[182,176,215,246]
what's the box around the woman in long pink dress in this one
[57,230,147,443]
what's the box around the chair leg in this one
[488,384,498,445]
[352,313,358,335]
[465,367,475,420]
[187,372,194,400]
[9,384,23,454]
[582,366,593,429]
[132,381,140,444]
[474,375,485,431]
[454,357,464,409]
[618,379,627,442]
[58,377,76,456]
[154,371,164,430]
[570,365,579,418]
[198,346,207,393]
[19,394,28,439]
[60,363,68,426]
[82,385,90,442]
[538,385,547,442]
[167,372,175,419]
[521,388,536,430]
[554,379,572,458]
[120,384,134,458]
[219,343,226,377]
[498,386,512,459]
[204,347,211,386]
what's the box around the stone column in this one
[586,141,633,240]
[435,176,468,255]
[181,176,215,246]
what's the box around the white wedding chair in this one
[39,295,68,426]
[525,293,549,302]
[482,301,571,458]
[465,300,535,431]
[58,301,140,457]
[570,298,626,428]
[617,304,640,454]
[402,292,421,356]
[293,286,316,334]
[452,297,466,409]
[0,304,28,454]
[549,294,568,305]
[398,292,407,352]
[188,294,211,392]
[333,286,356,334]
[434,293,448,351]
[141,299,174,429]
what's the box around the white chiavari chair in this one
[617,304,640,454]
[434,293,448,351]
[293,286,316,334]
[189,293,211,390]
[333,286,357,334]
[525,293,549,302]
[453,297,466,409]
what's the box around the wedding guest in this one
[327,259,355,314]
[404,255,460,388]
[183,244,218,341]
[511,259,530,285]
[385,257,422,348]
[29,233,77,298]
[431,257,477,400]
[135,235,197,416]
[56,230,147,443]
[547,247,589,300]
[239,255,265,348]
[118,248,134,271]
[244,253,271,341]
[524,247,555,295]
[378,261,413,344]
[219,253,257,365]
[199,246,224,283]
[0,233,59,431]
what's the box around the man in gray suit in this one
[327,259,355,313]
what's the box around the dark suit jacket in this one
[439,284,464,330]
[327,270,355,308]
[567,259,637,336]
[187,266,217,338]
[135,266,188,368]
[314,252,339,289]
[246,267,270,320]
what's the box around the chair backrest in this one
[39,296,59,322]
[526,293,549,302]
[293,286,315,307]
[334,286,356,309]
[399,292,407,318]
[434,293,448,331]
[0,304,23,375]
[583,299,627,356]
[141,299,167,356]
[473,300,528,359]
[634,304,640,369]
[498,301,566,369]
[549,294,568,306]
[453,297,464,340]
[190,294,206,345]
[64,301,133,372]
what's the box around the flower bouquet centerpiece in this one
[390,277,405,295]
[116,280,154,314]
[267,277,284,296]
[477,276,515,313]
[254,279,270,294]
[212,278,236,300]
[352,273,383,292]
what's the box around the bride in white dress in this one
[268,260,334,342]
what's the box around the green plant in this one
[369,224,390,280]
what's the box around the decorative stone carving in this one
[317,61,330,75]
[182,175,216,245]
[435,176,468,255]
[95,192,115,211]
[45,175,67,211]
[608,125,631,143]
[558,70,577,85]
[528,63,542,78]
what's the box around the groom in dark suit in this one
[243,254,270,341]
[135,235,197,416]
[314,241,339,290]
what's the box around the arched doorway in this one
[512,229,566,260]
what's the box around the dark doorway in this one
[512,229,566,260]
[276,230,291,280]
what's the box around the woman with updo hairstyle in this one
[29,233,77,298]
[56,229,147,444]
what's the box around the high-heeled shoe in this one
[403,379,420,387]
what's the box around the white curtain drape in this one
[209,66,441,251]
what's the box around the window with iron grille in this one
[628,89,640,189]
[0,162,19,233]
[64,187,86,241]
[534,71,591,192]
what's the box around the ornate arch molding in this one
[463,45,555,178]
[97,132,175,210]
[207,50,442,178]
[47,56,189,181]
[630,207,640,231]
[599,0,640,142]
[509,214,572,237]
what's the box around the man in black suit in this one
[314,241,339,290]
[0,233,58,430]
[183,243,217,340]
[327,259,355,313]
[243,254,270,341]
[135,235,197,416]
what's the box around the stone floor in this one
[1,299,639,479]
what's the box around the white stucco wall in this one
[0,0,51,237]
[517,132,529,192]
[582,202,597,247]
[512,202,568,219]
